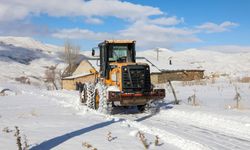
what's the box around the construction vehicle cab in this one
[81,40,165,113]
[92,40,135,77]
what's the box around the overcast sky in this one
[0,0,249,52]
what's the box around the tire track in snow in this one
[108,115,211,150]
[43,90,250,150]
[42,91,210,150]
[116,110,250,150]
[158,109,250,140]
[113,109,250,150]
[146,119,250,150]
[187,124,250,149]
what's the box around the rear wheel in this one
[85,83,95,109]
[80,84,87,103]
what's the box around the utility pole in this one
[154,48,162,61]
[168,80,179,104]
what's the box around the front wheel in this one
[94,82,112,114]
[94,88,100,109]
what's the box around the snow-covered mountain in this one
[0,36,65,86]
[0,36,60,52]
[137,48,250,77]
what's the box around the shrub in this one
[136,131,151,149]
[82,141,97,150]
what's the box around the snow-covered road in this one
[118,111,250,150]
[1,83,250,150]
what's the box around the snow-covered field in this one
[0,37,250,150]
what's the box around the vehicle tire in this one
[86,83,95,109]
[137,105,146,113]
[140,101,159,114]
[94,82,112,114]
[80,83,87,103]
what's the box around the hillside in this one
[137,48,250,77]
[0,36,65,87]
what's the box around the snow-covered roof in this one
[161,64,203,71]
[87,59,100,71]
[62,72,93,79]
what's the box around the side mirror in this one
[92,48,95,56]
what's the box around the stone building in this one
[61,60,97,90]
[151,70,204,84]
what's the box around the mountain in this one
[0,36,65,86]
[137,48,250,77]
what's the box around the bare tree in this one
[44,65,60,90]
[62,40,80,76]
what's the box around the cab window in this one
[109,45,128,61]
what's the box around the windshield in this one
[109,45,128,61]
